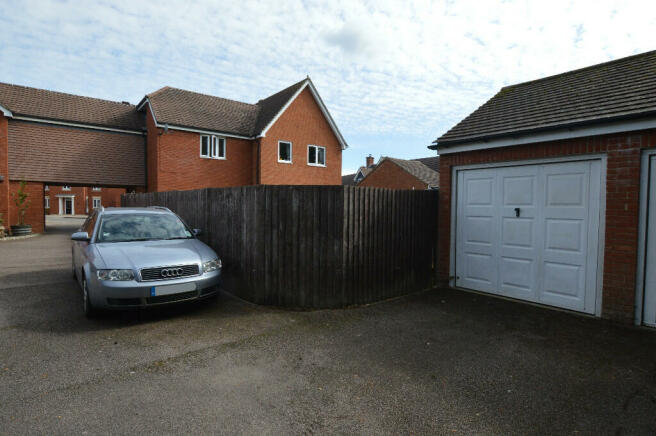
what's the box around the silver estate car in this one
[71,207,222,317]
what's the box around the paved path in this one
[1,218,655,434]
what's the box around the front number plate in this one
[151,282,196,297]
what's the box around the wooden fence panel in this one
[122,185,438,309]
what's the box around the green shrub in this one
[12,181,31,226]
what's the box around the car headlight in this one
[202,258,222,273]
[97,269,135,281]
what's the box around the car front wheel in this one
[82,277,96,319]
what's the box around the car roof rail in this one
[149,206,171,212]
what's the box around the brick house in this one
[137,77,347,192]
[342,155,375,186]
[44,184,125,215]
[0,77,347,233]
[358,156,439,190]
[0,83,146,233]
[429,50,656,326]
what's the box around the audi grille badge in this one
[161,267,184,278]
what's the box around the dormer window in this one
[62,185,71,191]
[200,135,226,159]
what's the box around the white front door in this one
[456,160,601,314]
[643,156,656,327]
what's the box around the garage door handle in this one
[515,207,520,217]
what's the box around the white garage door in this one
[455,160,601,314]
[643,155,656,327]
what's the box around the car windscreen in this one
[96,214,193,243]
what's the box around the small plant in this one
[12,181,31,226]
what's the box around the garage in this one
[455,159,602,314]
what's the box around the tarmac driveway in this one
[1,216,656,434]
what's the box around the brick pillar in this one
[0,114,9,230]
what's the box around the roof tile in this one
[145,79,308,137]
[436,50,656,145]
[0,82,143,130]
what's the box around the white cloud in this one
[1,0,655,173]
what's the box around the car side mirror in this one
[71,231,90,242]
[193,229,202,237]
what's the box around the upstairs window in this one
[92,187,101,191]
[44,185,49,191]
[62,185,71,191]
[200,135,226,159]
[278,141,292,163]
[307,145,326,167]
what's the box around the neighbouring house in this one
[429,49,656,327]
[0,77,348,233]
[341,154,377,186]
[0,82,146,233]
[137,77,347,192]
[341,173,357,186]
[44,185,125,215]
[358,156,439,190]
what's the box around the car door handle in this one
[515,207,520,217]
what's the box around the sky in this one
[1,1,655,176]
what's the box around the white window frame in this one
[92,197,102,209]
[200,135,226,159]
[307,145,326,167]
[278,140,292,164]
[62,185,71,191]
[44,185,49,191]
[92,187,101,191]
[44,196,50,209]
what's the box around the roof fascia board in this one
[136,96,149,111]
[11,115,144,135]
[0,104,13,117]
[257,81,309,139]
[437,117,656,155]
[257,79,349,150]
[305,80,348,149]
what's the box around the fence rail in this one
[122,185,438,308]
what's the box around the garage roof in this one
[432,50,656,148]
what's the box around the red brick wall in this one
[45,185,84,215]
[358,159,428,189]
[45,185,126,215]
[8,181,44,233]
[259,88,342,185]
[438,129,656,323]
[147,107,255,191]
[0,114,8,229]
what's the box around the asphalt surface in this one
[1,216,656,435]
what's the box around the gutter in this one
[430,111,656,152]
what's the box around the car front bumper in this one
[88,270,222,309]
